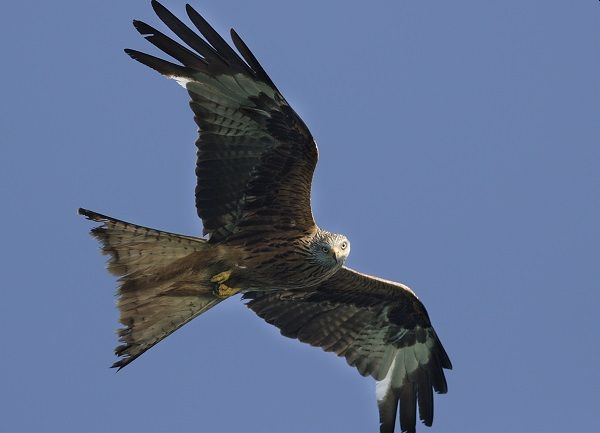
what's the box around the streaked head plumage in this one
[310,231,350,269]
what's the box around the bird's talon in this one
[210,270,232,284]
[214,283,240,298]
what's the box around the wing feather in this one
[150,0,226,66]
[185,3,250,71]
[126,2,318,242]
[132,20,207,70]
[244,267,452,433]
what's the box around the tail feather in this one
[79,208,225,369]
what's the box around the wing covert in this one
[244,267,452,433]
[126,1,318,242]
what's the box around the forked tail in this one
[79,208,225,369]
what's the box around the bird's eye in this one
[341,241,348,250]
[322,246,328,253]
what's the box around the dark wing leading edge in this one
[126,1,318,242]
[244,267,452,433]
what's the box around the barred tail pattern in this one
[79,208,224,369]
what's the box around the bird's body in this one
[214,228,350,291]
[80,3,451,432]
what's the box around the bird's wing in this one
[243,267,452,433]
[126,1,318,242]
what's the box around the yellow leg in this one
[210,270,232,284]
[210,270,240,298]
[214,284,240,298]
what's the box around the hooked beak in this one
[331,247,343,264]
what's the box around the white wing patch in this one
[170,75,193,89]
[375,328,434,400]
[376,354,397,401]
[170,70,276,96]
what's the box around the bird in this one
[79,2,452,432]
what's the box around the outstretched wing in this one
[244,267,452,433]
[125,1,318,242]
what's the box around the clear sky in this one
[1,1,599,432]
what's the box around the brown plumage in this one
[244,269,452,433]
[80,2,451,432]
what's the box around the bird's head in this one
[312,231,351,269]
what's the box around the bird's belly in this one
[235,251,337,291]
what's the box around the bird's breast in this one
[231,241,337,291]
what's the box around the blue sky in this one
[1,1,599,432]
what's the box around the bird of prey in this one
[79,2,452,432]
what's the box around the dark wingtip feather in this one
[184,3,258,74]
[230,28,277,89]
[132,19,207,70]
[185,4,232,66]
[124,48,192,78]
[132,19,149,35]
[439,341,452,370]
[151,0,224,65]
[417,371,434,427]
[399,383,417,433]
[378,391,399,433]
[430,353,449,395]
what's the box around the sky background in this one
[1,1,599,432]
